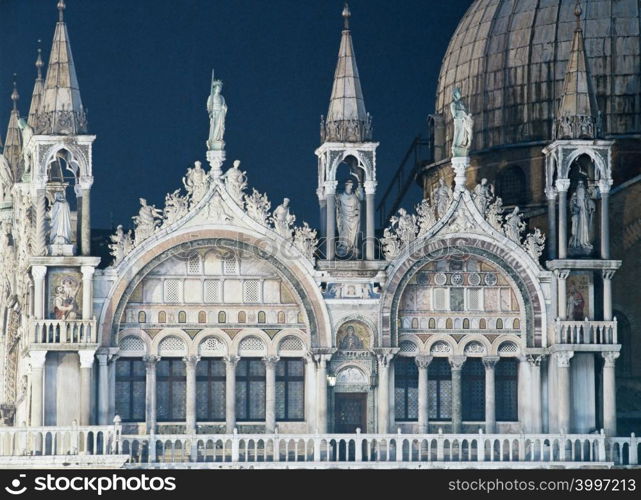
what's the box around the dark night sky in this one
[0,0,472,230]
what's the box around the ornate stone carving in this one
[415,199,436,237]
[414,355,433,370]
[244,189,271,226]
[569,180,596,254]
[108,225,134,265]
[602,351,620,368]
[163,189,189,226]
[432,177,452,220]
[0,154,13,203]
[207,71,227,151]
[223,160,247,203]
[472,178,494,216]
[381,227,401,262]
[504,207,525,243]
[132,198,162,246]
[271,198,296,240]
[524,228,546,261]
[555,351,574,368]
[182,161,210,208]
[293,222,318,261]
[450,88,474,157]
[448,355,466,371]
[207,192,231,223]
[336,178,364,258]
[482,356,500,370]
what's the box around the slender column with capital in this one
[364,180,377,261]
[527,355,544,433]
[482,356,499,434]
[81,266,95,320]
[415,355,432,433]
[97,353,110,425]
[599,181,611,259]
[546,187,557,260]
[109,354,119,420]
[602,352,620,436]
[304,353,316,431]
[144,356,160,433]
[31,266,47,321]
[81,189,91,256]
[555,351,574,433]
[33,190,48,257]
[314,353,332,433]
[557,270,570,320]
[556,179,570,259]
[449,356,466,433]
[603,270,615,321]
[79,351,95,425]
[325,182,337,260]
[29,351,48,427]
[376,351,394,433]
[264,356,279,433]
[184,356,200,434]
[224,356,239,433]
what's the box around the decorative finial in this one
[35,42,44,79]
[57,0,66,22]
[342,2,351,30]
[575,1,582,30]
[11,75,19,111]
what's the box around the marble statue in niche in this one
[450,87,474,157]
[569,181,595,253]
[49,191,73,245]
[207,71,227,150]
[336,178,364,258]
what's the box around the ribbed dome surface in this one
[436,0,641,152]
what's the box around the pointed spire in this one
[28,43,45,128]
[4,77,24,178]
[321,2,372,143]
[36,0,87,135]
[554,1,601,140]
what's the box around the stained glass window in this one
[462,359,485,421]
[196,359,226,421]
[156,359,186,422]
[276,358,305,421]
[496,358,518,421]
[236,358,266,421]
[428,358,452,421]
[115,359,146,422]
[394,358,418,421]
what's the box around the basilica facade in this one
[0,1,637,468]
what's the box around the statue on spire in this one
[207,70,228,151]
[450,88,474,157]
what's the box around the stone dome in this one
[436,0,641,153]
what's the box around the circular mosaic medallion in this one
[451,273,464,286]
[434,272,447,286]
[468,272,481,286]
[484,273,498,286]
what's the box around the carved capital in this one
[414,355,433,370]
[555,351,574,368]
[556,269,571,281]
[224,355,240,368]
[263,355,280,368]
[482,356,500,370]
[602,270,616,281]
[29,350,48,369]
[375,349,396,368]
[78,350,96,369]
[555,178,571,192]
[527,354,546,368]
[597,179,612,195]
[363,180,377,195]
[324,181,339,196]
[602,351,620,368]
[81,265,96,280]
[183,355,201,368]
[449,355,466,371]
[31,265,47,281]
[143,355,160,368]
[96,353,109,367]
[545,186,557,200]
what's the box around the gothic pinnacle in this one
[342,2,351,30]
[58,0,66,22]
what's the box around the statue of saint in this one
[272,198,296,239]
[133,198,162,245]
[504,207,525,243]
[207,71,228,150]
[432,177,452,219]
[0,154,13,203]
[109,225,133,265]
[183,161,209,206]
[336,177,364,258]
[49,191,73,245]
[223,160,247,202]
[569,181,595,252]
[450,88,474,157]
[473,178,494,216]
[18,118,33,176]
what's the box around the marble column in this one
[81,266,95,321]
[546,187,557,260]
[415,355,432,433]
[482,356,499,434]
[184,356,200,434]
[304,353,316,432]
[602,270,615,322]
[33,190,48,257]
[224,355,239,433]
[364,181,377,261]
[109,354,119,420]
[325,182,337,260]
[557,270,570,321]
[144,355,160,433]
[264,356,279,433]
[555,351,574,433]
[29,351,48,427]
[78,351,95,425]
[602,352,620,436]
[315,354,330,434]
[81,189,91,256]
[31,266,47,321]
[518,356,531,432]
[377,351,394,433]
[556,179,570,259]
[449,356,466,433]
[96,353,110,425]
[527,355,544,433]
[599,181,611,260]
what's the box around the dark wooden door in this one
[334,393,367,433]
